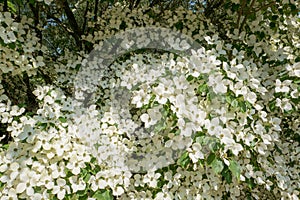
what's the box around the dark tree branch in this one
[129,0,141,9]
[134,0,141,8]
[82,1,89,33]
[3,0,8,11]
[23,73,38,112]
[251,1,276,13]
[38,69,52,85]
[94,0,99,21]
[238,0,256,33]
[204,0,224,17]
[57,0,82,48]
[149,0,160,7]
[236,0,247,29]
[46,16,73,33]
[28,1,42,41]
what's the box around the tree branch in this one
[238,0,256,33]
[38,68,52,85]
[29,1,42,41]
[23,72,38,112]
[57,0,82,48]
[236,0,247,29]
[251,1,276,13]
[94,0,99,21]
[82,1,89,33]
[205,0,224,17]
[3,0,8,12]
[134,0,141,8]
[46,16,73,34]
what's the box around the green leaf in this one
[268,99,276,112]
[1,144,9,150]
[198,84,208,93]
[59,117,67,123]
[178,151,190,168]
[197,136,219,152]
[231,3,240,12]
[8,42,16,49]
[269,22,276,28]
[174,21,183,30]
[229,160,241,179]
[225,95,232,104]
[186,75,194,82]
[231,99,239,107]
[271,15,278,21]
[76,188,87,197]
[119,21,127,30]
[7,1,17,13]
[92,190,113,200]
[221,167,232,184]
[211,158,224,174]
[246,177,256,190]
[206,153,215,165]
[84,173,91,182]
[239,101,247,112]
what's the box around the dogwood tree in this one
[0,0,299,199]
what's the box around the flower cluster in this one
[0,1,299,199]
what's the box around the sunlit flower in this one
[188,143,204,163]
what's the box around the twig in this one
[46,16,73,34]
[236,0,247,29]
[238,0,256,33]
[251,1,276,13]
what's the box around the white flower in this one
[188,105,206,126]
[112,186,124,196]
[217,128,235,145]
[180,122,196,137]
[256,142,267,155]
[276,98,293,111]
[246,91,257,104]
[173,75,188,90]
[16,168,37,196]
[44,95,54,104]
[275,79,291,93]
[131,87,150,108]
[208,73,227,94]
[52,178,68,199]
[143,171,161,188]
[140,113,150,128]
[205,118,222,136]
[10,106,25,116]
[17,124,35,143]
[173,94,187,117]
[155,192,172,200]
[286,62,300,77]
[153,83,170,104]
[66,153,86,175]
[148,106,162,122]
[228,143,243,156]
[69,176,86,193]
[188,143,204,163]
[53,138,71,157]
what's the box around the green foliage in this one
[178,151,191,168]
[229,160,241,180]
[211,158,224,174]
[92,190,113,200]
